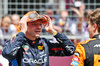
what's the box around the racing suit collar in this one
[24,36,41,41]
[92,34,100,39]
[24,36,41,45]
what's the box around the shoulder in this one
[41,37,56,44]
[78,38,96,45]
[75,38,96,53]
[41,37,48,42]
[76,38,96,52]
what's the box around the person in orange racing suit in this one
[71,8,100,66]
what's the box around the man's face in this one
[27,20,43,38]
[87,21,94,38]
[2,16,11,30]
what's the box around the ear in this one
[93,23,97,32]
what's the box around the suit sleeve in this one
[47,33,76,56]
[2,32,25,60]
[71,43,86,66]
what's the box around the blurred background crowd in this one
[0,0,100,66]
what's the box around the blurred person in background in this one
[72,0,85,35]
[0,16,11,66]
[2,11,75,66]
[1,15,17,46]
[67,0,85,36]
[57,11,68,29]
[57,10,76,35]
[11,14,20,33]
[71,8,100,66]
[71,0,90,45]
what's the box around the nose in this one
[37,24,42,28]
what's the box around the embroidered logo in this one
[74,52,80,57]
[73,56,80,62]
[38,46,43,50]
[94,44,100,47]
[71,60,79,66]
[22,45,29,51]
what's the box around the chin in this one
[35,34,40,38]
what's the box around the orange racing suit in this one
[71,34,100,66]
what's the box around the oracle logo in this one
[23,57,47,64]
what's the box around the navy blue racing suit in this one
[2,32,75,66]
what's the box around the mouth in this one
[35,31,41,34]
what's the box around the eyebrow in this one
[32,22,42,24]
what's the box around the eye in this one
[32,23,36,25]
[40,23,42,25]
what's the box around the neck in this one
[25,32,36,41]
[93,30,99,36]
